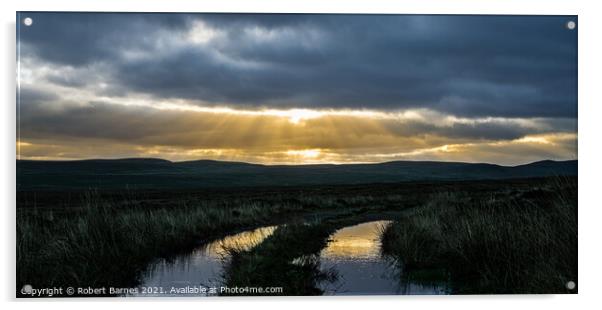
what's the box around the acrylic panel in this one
[16,12,578,297]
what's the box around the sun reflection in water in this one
[321,221,391,260]
[202,226,277,257]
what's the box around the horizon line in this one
[15,156,578,168]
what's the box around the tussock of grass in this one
[221,222,338,296]
[380,178,577,294]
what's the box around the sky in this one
[17,13,577,165]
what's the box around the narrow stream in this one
[134,226,277,296]
[134,220,449,296]
[319,220,450,295]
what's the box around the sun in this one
[285,149,322,159]
[285,109,322,124]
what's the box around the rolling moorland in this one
[17,158,577,190]
[16,159,577,296]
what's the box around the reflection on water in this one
[134,226,276,296]
[321,221,388,260]
[133,220,449,296]
[319,220,449,295]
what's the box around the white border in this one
[2,1,601,310]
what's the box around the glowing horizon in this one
[16,14,577,166]
[16,99,577,166]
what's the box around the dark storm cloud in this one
[18,12,190,65]
[18,86,58,105]
[382,120,541,141]
[19,13,577,118]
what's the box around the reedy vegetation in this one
[16,190,385,295]
[16,178,576,296]
[17,195,300,293]
[380,178,577,294]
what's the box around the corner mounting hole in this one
[566,20,576,30]
[566,281,576,290]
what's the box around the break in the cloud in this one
[16,13,577,165]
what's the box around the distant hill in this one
[16,158,578,191]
